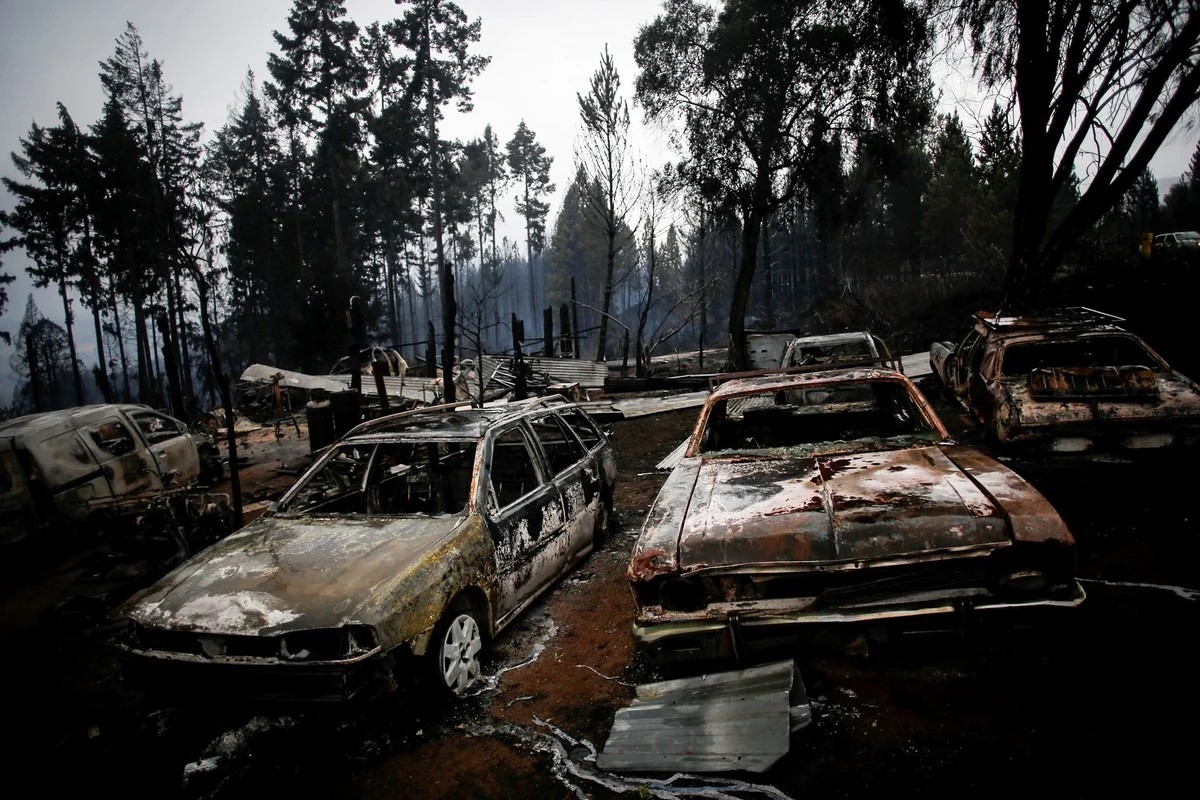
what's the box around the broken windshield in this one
[699,379,937,456]
[278,439,477,516]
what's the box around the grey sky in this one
[0,0,1196,398]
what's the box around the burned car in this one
[0,403,223,550]
[114,396,616,703]
[628,368,1083,666]
[929,307,1200,452]
[781,330,901,372]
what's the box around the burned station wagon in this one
[114,396,616,702]
[628,368,1083,666]
[929,307,1200,452]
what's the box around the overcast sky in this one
[0,0,1196,399]
[0,0,666,396]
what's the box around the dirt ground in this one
[5,390,1200,799]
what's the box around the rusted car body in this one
[628,368,1083,666]
[114,396,616,703]
[0,403,218,547]
[930,307,1200,452]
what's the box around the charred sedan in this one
[628,368,1083,666]
[114,396,616,703]
[929,307,1200,452]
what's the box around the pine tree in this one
[576,45,637,362]
[506,120,554,325]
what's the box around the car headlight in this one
[279,625,378,661]
[659,577,706,612]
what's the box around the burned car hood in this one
[120,514,467,635]
[658,446,1010,572]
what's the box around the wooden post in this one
[543,307,554,358]
[571,277,581,363]
[373,359,390,414]
[559,303,573,357]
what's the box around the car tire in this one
[428,598,486,697]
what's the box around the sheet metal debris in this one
[597,660,811,774]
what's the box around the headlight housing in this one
[278,625,378,662]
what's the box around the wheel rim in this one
[440,612,482,694]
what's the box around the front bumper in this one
[632,582,1086,665]
[114,643,395,705]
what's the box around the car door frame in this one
[126,408,201,487]
[526,410,597,563]
[481,420,569,626]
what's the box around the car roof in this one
[974,307,1129,337]
[341,394,581,441]
[708,366,910,400]
[0,403,167,438]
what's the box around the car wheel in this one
[429,600,485,696]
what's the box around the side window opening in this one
[559,408,602,449]
[529,414,586,477]
[86,419,138,458]
[488,427,543,512]
[130,411,185,445]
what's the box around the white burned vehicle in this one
[0,403,224,554]
[628,368,1084,666]
[114,396,616,703]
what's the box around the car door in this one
[527,411,593,561]
[953,329,982,392]
[484,423,568,620]
[80,415,161,498]
[127,409,201,487]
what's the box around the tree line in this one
[3,0,1200,414]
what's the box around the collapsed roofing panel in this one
[597,660,811,774]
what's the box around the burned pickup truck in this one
[929,307,1200,452]
[0,403,227,556]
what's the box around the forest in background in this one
[3,0,1200,418]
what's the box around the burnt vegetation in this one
[0,1,1198,416]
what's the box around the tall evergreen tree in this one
[576,45,637,362]
[393,0,489,402]
[921,113,977,273]
[506,120,554,325]
[268,0,369,370]
[4,110,89,404]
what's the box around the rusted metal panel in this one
[597,659,810,774]
[675,447,1008,570]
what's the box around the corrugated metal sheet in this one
[481,354,609,389]
[611,391,709,418]
[239,364,443,403]
[656,438,690,470]
[597,660,811,774]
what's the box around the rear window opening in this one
[1001,336,1160,376]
